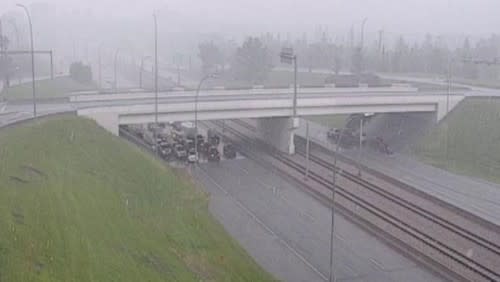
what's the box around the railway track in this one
[295,147,500,254]
[216,119,500,282]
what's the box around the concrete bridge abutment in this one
[256,117,298,155]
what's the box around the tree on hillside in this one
[391,36,409,72]
[460,38,478,79]
[231,37,272,83]
[333,45,344,75]
[69,62,92,84]
[198,42,224,74]
[306,41,335,70]
[0,35,9,51]
[351,47,363,75]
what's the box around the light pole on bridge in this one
[194,73,218,163]
[329,115,357,282]
[153,12,159,155]
[113,48,121,90]
[140,55,152,89]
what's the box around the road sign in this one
[280,47,295,64]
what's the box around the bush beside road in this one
[0,116,273,281]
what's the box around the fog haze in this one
[1,0,499,35]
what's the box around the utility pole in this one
[97,43,104,89]
[280,47,299,154]
[195,73,217,162]
[17,4,36,118]
[153,12,159,155]
[8,20,20,49]
[291,57,297,118]
[49,50,53,80]
[139,55,151,89]
[360,18,368,50]
[349,25,354,70]
[305,121,310,180]
[0,20,6,88]
[279,47,298,117]
[113,48,120,90]
[358,117,364,177]
[377,30,383,54]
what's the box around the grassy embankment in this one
[412,97,500,184]
[307,97,500,185]
[0,116,273,281]
[1,76,96,100]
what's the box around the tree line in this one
[199,33,500,83]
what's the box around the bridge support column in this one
[256,117,298,155]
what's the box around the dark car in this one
[196,134,204,143]
[327,128,341,140]
[160,146,173,159]
[174,144,187,160]
[209,134,220,146]
[223,144,237,159]
[207,147,220,162]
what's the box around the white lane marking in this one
[197,166,328,281]
[369,258,384,270]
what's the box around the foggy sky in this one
[1,0,499,36]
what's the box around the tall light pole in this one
[329,116,355,282]
[153,12,159,155]
[7,19,20,49]
[140,55,151,89]
[17,3,36,118]
[195,73,217,162]
[280,47,299,124]
[360,18,368,50]
[113,48,120,90]
[359,18,368,75]
[445,56,452,164]
[98,43,103,89]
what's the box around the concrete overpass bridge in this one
[74,86,465,154]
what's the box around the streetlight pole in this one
[358,117,364,177]
[360,18,368,50]
[153,12,159,155]
[446,56,452,163]
[140,55,151,89]
[17,4,36,118]
[329,116,355,282]
[98,43,103,89]
[293,55,298,118]
[113,48,120,90]
[359,18,368,75]
[305,121,310,180]
[195,73,216,162]
[279,47,299,152]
